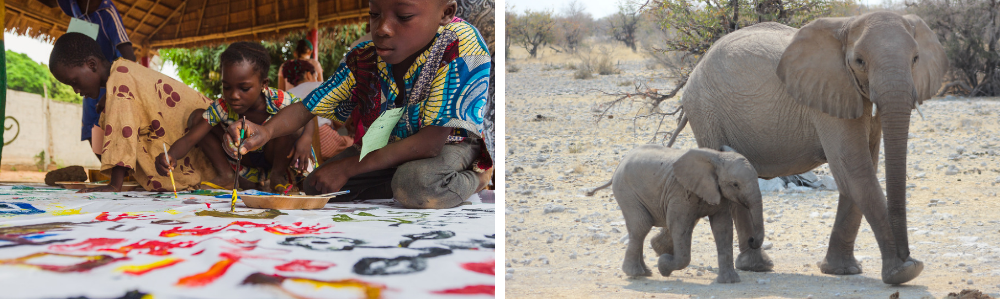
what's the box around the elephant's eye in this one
[732,182,740,188]
[855,58,865,66]
[913,56,919,64]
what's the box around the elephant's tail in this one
[586,180,613,196]
[666,112,688,148]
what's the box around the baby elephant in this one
[611,145,764,283]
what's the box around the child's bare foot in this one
[476,167,493,192]
[268,170,289,193]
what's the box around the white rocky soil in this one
[503,45,1000,299]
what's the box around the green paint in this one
[195,209,287,219]
[188,189,230,196]
[330,211,430,224]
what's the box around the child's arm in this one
[155,117,214,176]
[288,117,317,171]
[309,125,452,194]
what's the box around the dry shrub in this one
[572,46,621,80]
[508,64,521,73]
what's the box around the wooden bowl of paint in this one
[240,195,330,210]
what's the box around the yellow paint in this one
[50,208,83,216]
[115,257,183,275]
[140,294,154,299]
[287,278,383,299]
[164,209,181,215]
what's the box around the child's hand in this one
[287,140,313,171]
[154,153,176,176]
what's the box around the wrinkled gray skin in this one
[612,145,764,283]
[669,12,946,284]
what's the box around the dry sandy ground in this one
[503,44,1000,298]
[0,169,47,182]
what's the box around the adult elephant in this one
[667,12,946,284]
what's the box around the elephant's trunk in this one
[877,93,913,261]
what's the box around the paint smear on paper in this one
[164,209,181,215]
[461,260,494,275]
[48,238,127,252]
[0,202,45,216]
[116,257,184,275]
[433,284,494,296]
[241,273,385,299]
[160,221,330,237]
[194,209,286,219]
[103,240,198,256]
[274,260,336,272]
[0,252,128,273]
[0,222,78,236]
[50,208,83,216]
[95,212,156,222]
[175,255,239,287]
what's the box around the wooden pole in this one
[308,0,319,60]
[1,3,7,164]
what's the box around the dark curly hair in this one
[281,59,317,86]
[48,32,107,72]
[220,41,271,81]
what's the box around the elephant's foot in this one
[736,248,774,272]
[715,269,741,284]
[881,257,923,284]
[623,259,653,277]
[657,254,675,277]
[818,256,863,275]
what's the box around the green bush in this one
[5,50,82,103]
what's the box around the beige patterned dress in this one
[99,59,217,191]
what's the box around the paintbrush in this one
[163,143,178,198]
[232,116,246,212]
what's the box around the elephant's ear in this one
[777,17,864,119]
[903,14,947,104]
[675,149,722,206]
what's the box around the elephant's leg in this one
[621,204,654,277]
[816,117,922,284]
[657,217,694,276]
[819,193,864,275]
[651,227,674,257]
[709,207,740,283]
[734,204,774,271]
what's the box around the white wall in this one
[1,90,101,168]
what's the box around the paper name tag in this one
[359,108,404,161]
[68,18,100,40]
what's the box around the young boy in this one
[48,32,216,192]
[155,42,314,192]
[227,0,492,209]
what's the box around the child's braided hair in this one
[281,59,317,86]
[220,41,271,81]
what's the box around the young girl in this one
[277,39,324,91]
[227,0,493,208]
[155,42,315,192]
[48,32,216,192]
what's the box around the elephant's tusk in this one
[915,104,925,120]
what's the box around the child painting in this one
[155,42,315,192]
[48,32,217,192]
[227,0,492,209]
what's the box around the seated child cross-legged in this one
[226,0,492,209]
[156,42,315,192]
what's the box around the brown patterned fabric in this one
[100,59,218,191]
[456,0,495,53]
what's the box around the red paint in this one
[95,212,155,222]
[103,240,197,256]
[48,238,127,252]
[205,203,211,209]
[461,260,495,275]
[121,258,183,275]
[160,221,331,237]
[176,256,238,287]
[293,222,302,226]
[192,249,205,256]
[433,285,495,296]
[274,260,335,272]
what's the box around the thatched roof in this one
[3,0,368,52]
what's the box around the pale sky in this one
[505,0,895,19]
[4,32,182,83]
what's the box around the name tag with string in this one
[68,17,100,40]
